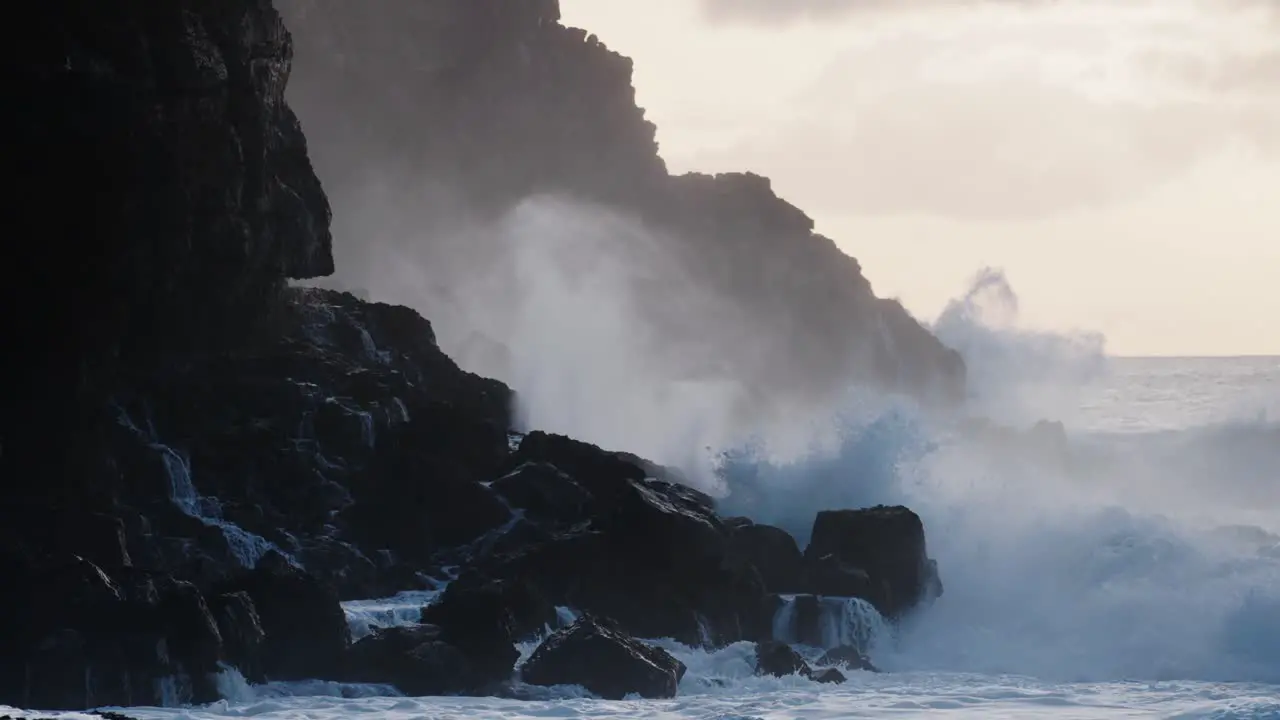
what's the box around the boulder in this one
[491,462,593,527]
[753,640,812,678]
[344,625,486,696]
[0,554,234,709]
[154,579,223,702]
[817,645,879,673]
[727,519,805,593]
[522,615,687,700]
[443,469,769,647]
[804,554,881,605]
[344,402,513,560]
[216,552,350,680]
[420,578,549,682]
[811,667,847,684]
[805,505,941,617]
[210,591,267,683]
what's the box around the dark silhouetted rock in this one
[440,434,771,647]
[812,667,847,684]
[791,594,824,648]
[491,462,593,527]
[817,645,879,673]
[155,580,223,702]
[805,554,881,605]
[217,553,350,681]
[727,519,805,593]
[805,506,941,617]
[344,624,491,695]
[211,591,267,684]
[0,554,241,709]
[420,578,550,683]
[754,640,812,678]
[522,615,687,700]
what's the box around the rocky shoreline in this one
[0,283,942,707]
[4,0,947,711]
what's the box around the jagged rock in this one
[216,552,350,681]
[805,506,941,617]
[344,625,489,696]
[805,554,880,605]
[419,578,549,682]
[727,519,806,593]
[348,403,513,557]
[0,554,236,709]
[811,667,848,684]
[491,462,593,527]
[754,640,812,678]
[522,615,687,700]
[817,645,879,673]
[440,434,771,646]
[154,579,223,702]
[211,591,267,684]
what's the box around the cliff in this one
[276,0,965,405]
[2,0,943,710]
[8,0,334,509]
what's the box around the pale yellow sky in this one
[559,0,1280,356]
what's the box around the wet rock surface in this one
[754,640,813,678]
[805,506,943,618]
[818,646,880,673]
[522,615,687,700]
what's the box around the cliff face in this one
[2,2,945,709]
[8,0,335,505]
[277,0,965,405]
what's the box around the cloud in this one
[685,0,1280,221]
[697,0,1036,25]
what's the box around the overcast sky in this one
[559,0,1280,356]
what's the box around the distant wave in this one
[709,269,1280,684]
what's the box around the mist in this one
[714,279,1280,683]
[303,178,895,488]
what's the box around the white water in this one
[114,404,287,569]
[341,590,443,641]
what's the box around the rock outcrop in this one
[275,0,965,407]
[7,0,334,519]
[805,506,943,618]
[754,640,813,678]
[522,615,688,700]
[430,432,777,648]
[3,0,945,709]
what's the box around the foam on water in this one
[31,675,1280,720]
[341,590,444,640]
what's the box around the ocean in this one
[6,356,1279,719]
